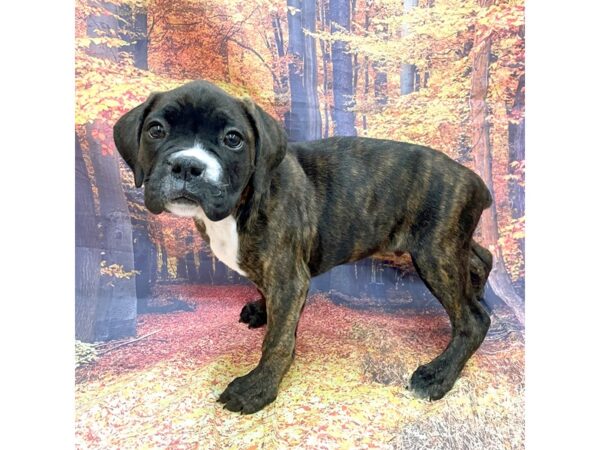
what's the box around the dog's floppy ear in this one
[240,97,287,195]
[113,93,158,188]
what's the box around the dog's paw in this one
[217,370,278,414]
[239,300,267,328]
[408,362,457,401]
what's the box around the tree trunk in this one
[160,244,169,280]
[287,0,322,141]
[75,134,102,342]
[272,13,289,97]
[319,0,331,137]
[287,0,308,141]
[185,252,198,282]
[149,240,158,285]
[198,249,212,283]
[116,4,154,313]
[508,73,525,220]
[330,0,356,136]
[362,7,371,131]
[117,4,148,69]
[362,57,369,131]
[176,256,188,280]
[81,6,138,340]
[373,63,388,106]
[469,0,524,325]
[132,10,148,69]
[185,237,198,282]
[86,4,119,61]
[400,0,418,95]
[218,38,231,82]
[87,125,138,340]
[303,0,322,140]
[507,73,525,274]
[373,21,388,106]
[132,227,153,313]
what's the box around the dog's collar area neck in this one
[235,179,269,227]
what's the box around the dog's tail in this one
[482,184,493,209]
[472,241,493,270]
[473,174,493,210]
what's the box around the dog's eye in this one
[148,124,166,140]
[223,132,243,149]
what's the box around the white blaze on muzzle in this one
[175,143,223,184]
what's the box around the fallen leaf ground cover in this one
[76,284,524,449]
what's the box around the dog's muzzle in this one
[156,151,229,219]
[168,154,223,195]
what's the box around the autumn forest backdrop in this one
[76,0,524,341]
[75,0,525,447]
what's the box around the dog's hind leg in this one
[409,240,490,400]
[469,240,493,301]
[239,295,267,328]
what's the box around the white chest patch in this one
[196,210,247,277]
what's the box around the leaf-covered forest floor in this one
[75,284,524,449]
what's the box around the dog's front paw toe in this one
[217,373,277,414]
[239,300,267,328]
[222,389,276,414]
[409,363,456,401]
[218,391,251,413]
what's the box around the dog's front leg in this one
[218,268,309,414]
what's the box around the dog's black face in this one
[114,80,287,221]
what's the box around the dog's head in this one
[113,80,287,221]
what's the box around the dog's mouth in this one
[169,191,201,205]
[164,192,204,217]
[170,195,199,206]
[159,185,231,220]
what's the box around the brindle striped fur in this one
[114,81,493,414]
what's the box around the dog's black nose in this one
[171,156,204,181]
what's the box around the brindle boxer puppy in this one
[114,80,493,414]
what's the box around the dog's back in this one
[290,136,488,200]
[289,136,491,274]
